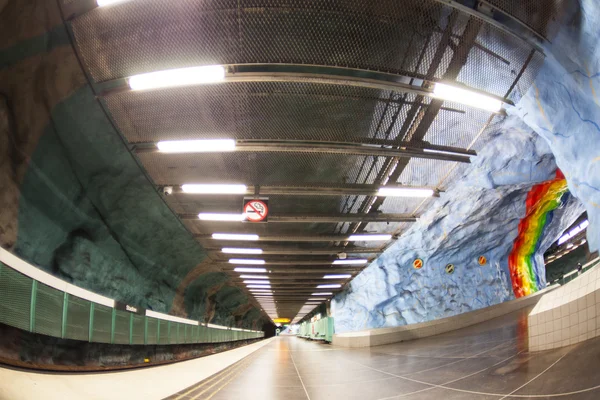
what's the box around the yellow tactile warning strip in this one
[163,351,261,400]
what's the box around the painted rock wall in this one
[332,116,584,333]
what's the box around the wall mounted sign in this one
[413,258,424,269]
[478,256,487,266]
[115,301,145,315]
[243,197,269,222]
[445,264,455,274]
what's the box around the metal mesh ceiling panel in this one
[137,152,381,186]
[73,0,537,97]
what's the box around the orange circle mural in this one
[478,256,487,266]
[413,258,423,269]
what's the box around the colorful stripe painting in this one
[508,171,568,298]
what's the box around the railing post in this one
[29,280,37,332]
[110,308,116,344]
[167,321,171,344]
[157,319,161,344]
[144,316,148,345]
[61,292,69,339]
[89,303,95,342]
[129,313,134,345]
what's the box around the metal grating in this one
[34,283,63,337]
[146,317,158,345]
[73,0,538,97]
[132,314,145,344]
[65,295,90,341]
[0,264,32,331]
[483,0,564,40]
[113,309,130,344]
[92,304,112,343]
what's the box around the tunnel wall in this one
[0,0,266,330]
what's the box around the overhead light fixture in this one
[347,234,392,242]
[243,280,270,284]
[96,0,127,6]
[312,292,333,296]
[222,248,263,254]
[332,259,367,265]
[234,267,267,273]
[558,219,589,245]
[432,82,503,113]
[182,184,247,194]
[239,275,268,279]
[212,233,259,241]
[247,284,271,288]
[249,289,272,292]
[308,298,326,301]
[198,213,245,221]
[317,284,342,289]
[157,139,235,153]
[229,259,265,265]
[377,187,435,197]
[128,65,226,91]
[323,274,352,279]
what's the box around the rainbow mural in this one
[508,171,569,297]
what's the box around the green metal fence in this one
[0,260,263,345]
[557,258,600,286]
[298,317,334,342]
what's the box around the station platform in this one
[3,305,600,400]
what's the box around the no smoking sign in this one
[243,197,269,222]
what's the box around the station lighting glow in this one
[234,267,267,273]
[128,65,226,91]
[432,82,503,113]
[229,259,265,265]
[347,234,392,241]
[557,220,589,245]
[323,274,352,279]
[239,275,268,279]
[249,289,272,292]
[332,259,367,265]
[377,187,435,197]
[312,292,333,296]
[246,284,271,288]
[198,213,245,221]
[183,184,247,194]
[157,139,235,153]
[317,284,342,289]
[222,248,263,254]
[243,280,270,284]
[212,233,259,241]
[308,298,326,301]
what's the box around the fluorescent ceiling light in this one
[347,234,392,242]
[223,248,263,254]
[332,259,367,265]
[324,274,352,279]
[377,187,434,197]
[183,184,247,194]
[199,213,245,221]
[308,298,326,301]
[244,280,270,284]
[239,275,268,279]
[212,233,259,241]
[234,267,267,273]
[317,284,342,289]
[433,82,503,112]
[157,139,235,153]
[558,219,589,245]
[249,289,272,292]
[96,0,127,6]
[128,65,225,91]
[312,292,333,296]
[229,259,265,265]
[247,284,271,288]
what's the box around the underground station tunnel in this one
[2,0,600,399]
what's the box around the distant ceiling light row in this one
[123,64,503,112]
[234,267,267,273]
[317,284,342,289]
[223,248,263,254]
[229,259,265,265]
[185,183,433,198]
[230,259,365,265]
[213,233,391,242]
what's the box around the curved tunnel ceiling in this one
[60,0,545,323]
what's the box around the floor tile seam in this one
[303,376,397,388]
[289,343,312,400]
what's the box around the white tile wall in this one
[528,259,600,352]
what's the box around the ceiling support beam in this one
[134,139,474,163]
[183,213,416,223]
[197,234,395,242]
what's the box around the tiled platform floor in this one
[169,307,600,400]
